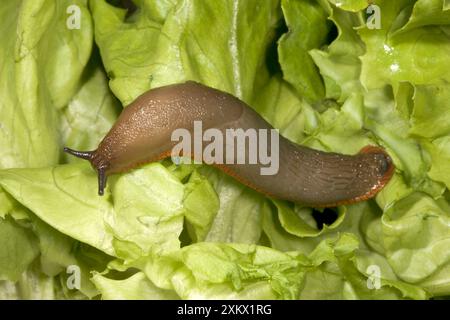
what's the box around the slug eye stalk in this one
[63,147,93,160]
[97,167,107,196]
[64,147,106,195]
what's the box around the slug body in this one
[65,81,394,207]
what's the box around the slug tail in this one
[359,145,395,192]
[359,144,394,172]
[317,145,395,208]
[359,145,387,155]
[342,145,394,206]
[63,147,94,160]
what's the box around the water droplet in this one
[383,44,393,54]
[390,63,400,73]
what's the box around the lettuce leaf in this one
[90,0,281,104]
[0,217,39,281]
[359,0,450,89]
[382,192,450,294]
[92,272,179,300]
[0,264,65,300]
[141,234,427,299]
[0,0,449,300]
[0,0,92,169]
[278,0,330,101]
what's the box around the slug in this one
[64,81,394,207]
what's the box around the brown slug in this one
[64,81,394,207]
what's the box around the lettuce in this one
[278,0,330,101]
[92,272,179,300]
[0,0,449,300]
[0,217,39,281]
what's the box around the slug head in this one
[64,147,108,196]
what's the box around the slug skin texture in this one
[64,81,394,207]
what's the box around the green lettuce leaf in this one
[90,0,281,104]
[392,0,450,35]
[61,54,120,159]
[0,217,39,281]
[382,192,450,294]
[327,0,368,12]
[0,164,115,255]
[141,234,428,299]
[359,0,450,90]
[309,2,365,102]
[410,84,450,139]
[0,264,66,300]
[425,137,450,189]
[0,0,93,169]
[278,0,330,101]
[109,163,185,261]
[182,170,220,242]
[92,272,179,300]
[0,0,449,300]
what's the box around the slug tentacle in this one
[63,147,94,160]
[64,147,110,195]
[97,167,107,196]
